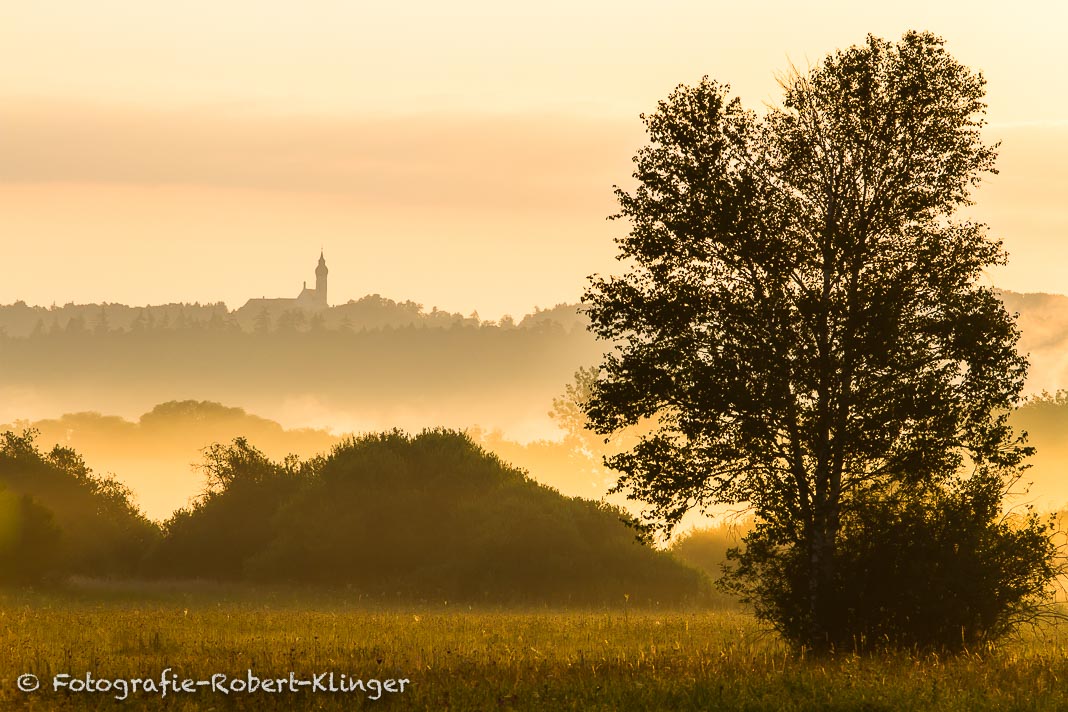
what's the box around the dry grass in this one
[2,582,1067,710]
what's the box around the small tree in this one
[583,31,1056,651]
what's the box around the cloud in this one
[0,101,642,216]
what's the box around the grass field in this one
[2,582,1067,711]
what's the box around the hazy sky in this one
[2,1,1067,318]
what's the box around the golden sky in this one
[2,1,1067,318]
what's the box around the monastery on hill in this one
[241,251,329,312]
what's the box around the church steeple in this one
[314,250,328,305]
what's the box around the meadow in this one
[2,582,1067,711]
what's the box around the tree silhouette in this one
[583,31,1056,651]
[0,429,160,579]
[152,430,709,604]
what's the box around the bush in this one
[0,430,160,580]
[0,489,63,583]
[153,429,710,605]
[152,438,306,578]
[723,473,1058,652]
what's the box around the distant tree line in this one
[0,296,588,338]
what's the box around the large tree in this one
[584,31,1055,650]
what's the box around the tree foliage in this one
[0,488,62,584]
[152,437,307,579]
[0,429,160,581]
[153,430,709,605]
[583,31,1056,650]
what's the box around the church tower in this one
[315,250,329,306]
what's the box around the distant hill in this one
[2,401,338,520]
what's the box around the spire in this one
[314,249,329,306]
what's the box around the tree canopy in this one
[0,429,159,582]
[155,430,709,605]
[583,31,1056,650]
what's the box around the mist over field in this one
[0,298,596,441]
[1000,290,1068,395]
[3,289,1068,520]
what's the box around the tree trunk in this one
[807,509,837,653]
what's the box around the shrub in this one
[723,473,1058,652]
[0,430,160,580]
